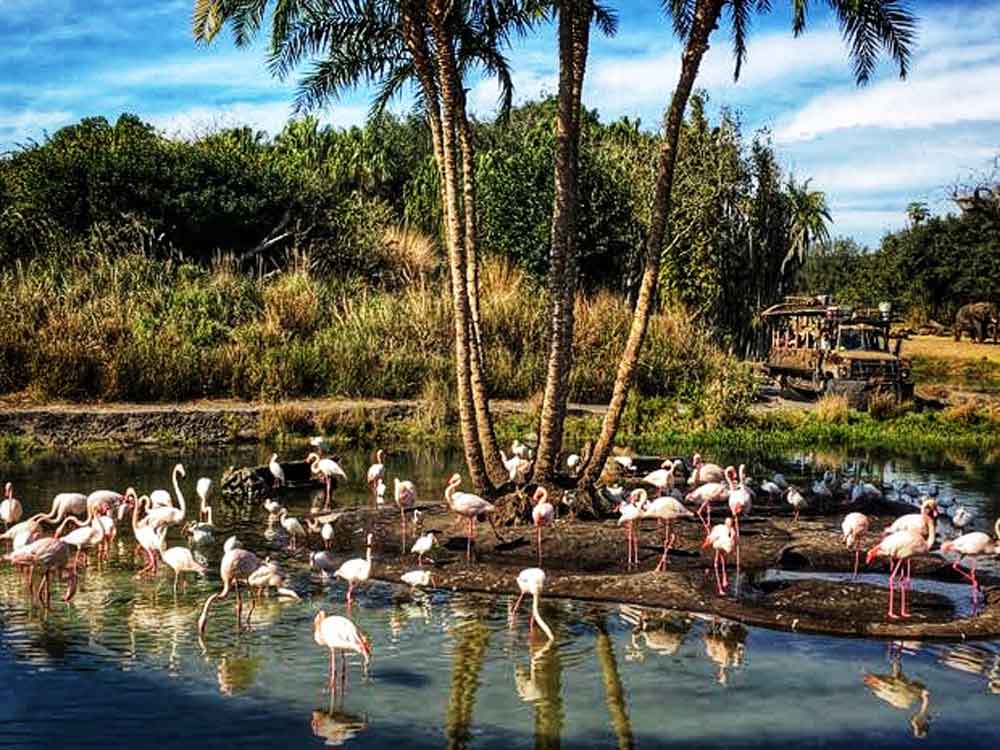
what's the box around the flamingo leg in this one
[330,648,337,690]
[234,581,243,632]
[536,524,543,567]
[852,547,861,580]
[656,521,669,572]
[509,591,525,625]
[901,559,912,618]
[887,557,902,619]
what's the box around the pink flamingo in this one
[367,450,386,508]
[531,487,555,566]
[5,536,78,607]
[510,567,554,641]
[642,460,677,496]
[307,453,348,510]
[727,466,752,573]
[687,453,725,487]
[883,499,938,536]
[334,533,373,609]
[197,544,263,636]
[842,512,871,579]
[866,516,936,619]
[1,482,23,530]
[314,610,372,694]
[686,477,729,530]
[444,473,497,563]
[616,491,643,568]
[702,518,735,595]
[939,518,1000,605]
[394,478,417,547]
[638,487,695,572]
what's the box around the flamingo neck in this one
[173,467,186,516]
[924,516,935,549]
[532,592,554,641]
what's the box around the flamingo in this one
[401,569,433,589]
[86,489,128,518]
[531,487,555,566]
[687,453,725,487]
[93,512,117,562]
[311,550,339,578]
[375,478,387,508]
[642,460,677,496]
[842,512,871,579]
[247,558,300,601]
[197,544,263,636]
[149,489,173,509]
[309,435,331,454]
[307,452,348,510]
[335,533,373,606]
[410,530,437,566]
[161,546,207,594]
[616,492,643,568]
[263,497,282,515]
[321,520,335,550]
[269,454,285,489]
[314,610,372,692]
[501,451,531,483]
[786,486,807,521]
[939,519,1000,604]
[510,568,554,641]
[196,477,212,522]
[279,508,307,551]
[566,454,581,474]
[866,515,936,619]
[142,464,187,530]
[511,440,531,460]
[367,450,385,506]
[884,499,938,537]
[55,515,105,568]
[41,492,87,525]
[759,479,783,503]
[685,478,729,529]
[184,506,215,546]
[444,473,497,563]
[0,482,22,530]
[613,455,636,474]
[952,505,974,529]
[1,512,46,552]
[772,472,788,490]
[702,518,736,595]
[5,536,78,607]
[132,495,166,577]
[394,478,417,545]
[728,465,753,541]
[638,488,695,572]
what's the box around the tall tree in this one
[578,0,917,488]
[533,0,616,482]
[781,176,831,275]
[906,200,929,226]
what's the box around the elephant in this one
[954,302,999,343]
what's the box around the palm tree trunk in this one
[594,621,634,750]
[457,105,508,485]
[426,3,491,492]
[444,615,490,750]
[579,0,724,489]
[534,0,589,481]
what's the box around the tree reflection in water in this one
[514,635,564,750]
[703,619,747,687]
[445,597,491,750]
[594,617,634,750]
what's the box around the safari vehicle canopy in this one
[761,296,914,403]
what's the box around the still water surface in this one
[2,445,1000,749]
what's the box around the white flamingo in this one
[314,610,371,692]
[394,478,417,545]
[642,460,677,496]
[41,492,88,525]
[197,544,263,636]
[367,450,386,506]
[510,568,554,641]
[401,569,433,589]
[307,452,348,510]
[196,477,212,522]
[142,464,187,529]
[444,473,497,562]
[786,486,808,521]
[685,478,729,529]
[866,516,936,619]
[55,515,106,568]
[335,533,373,606]
[132,495,167,577]
[279,508,307,551]
[269,454,285,488]
[940,519,1000,604]
[0,482,22,529]
[617,493,643,568]
[687,453,725,487]
[842,512,871,578]
[161,546,206,594]
[638,487,695,572]
[884,499,938,537]
[702,518,736,595]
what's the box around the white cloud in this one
[149,100,367,138]
[0,108,75,143]
[469,69,558,115]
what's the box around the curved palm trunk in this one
[428,2,491,492]
[457,107,508,485]
[579,0,724,489]
[534,0,590,481]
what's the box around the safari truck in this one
[761,297,914,404]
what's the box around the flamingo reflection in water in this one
[311,705,369,748]
[863,653,932,738]
[703,619,747,686]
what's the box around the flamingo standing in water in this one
[866,516,936,619]
[132,496,167,577]
[41,492,88,525]
[1,482,23,530]
[393,478,416,546]
[268,453,285,489]
[510,568,554,641]
[279,508,308,551]
[444,474,497,563]
[55,514,105,568]
[197,544,263,636]
[335,533,373,607]
[637,488,695,572]
[367,450,386,507]
[939,519,1000,605]
[5,536,78,607]
[842,512,871,579]
[702,518,736,595]
[141,464,188,530]
[616,492,643,568]
[531,487,555,566]
[314,610,372,692]
[196,477,212,523]
[308,453,348,510]
[161,546,207,594]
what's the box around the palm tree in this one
[577,0,917,489]
[906,200,930,226]
[782,176,832,276]
[192,0,539,491]
[533,0,617,482]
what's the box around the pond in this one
[2,445,1000,748]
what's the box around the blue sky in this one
[3,0,999,246]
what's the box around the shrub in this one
[258,403,314,440]
[815,394,850,424]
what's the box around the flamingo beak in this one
[865,548,878,565]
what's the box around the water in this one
[2,445,1000,749]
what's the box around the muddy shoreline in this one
[241,499,1000,641]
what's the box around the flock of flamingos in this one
[1,442,998,692]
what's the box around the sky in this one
[2,0,999,247]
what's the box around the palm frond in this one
[661,0,697,39]
[829,0,918,84]
[729,0,752,82]
[791,0,808,36]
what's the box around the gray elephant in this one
[954,302,999,343]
